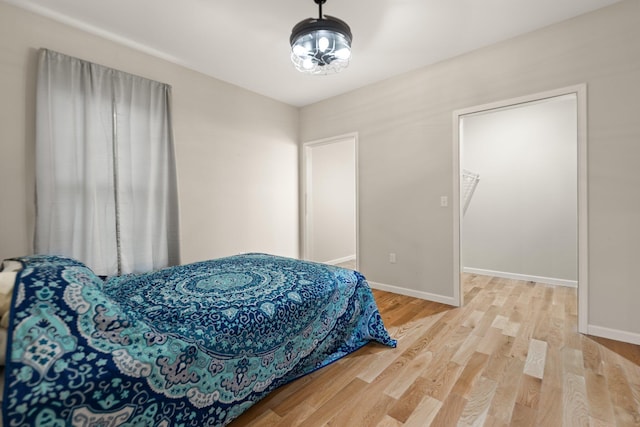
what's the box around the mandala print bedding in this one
[2,254,395,426]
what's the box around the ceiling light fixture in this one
[289,0,352,75]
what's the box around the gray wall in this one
[300,0,640,337]
[0,2,300,264]
[462,95,578,284]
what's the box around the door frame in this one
[452,84,588,334]
[301,132,359,269]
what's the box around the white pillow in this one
[0,329,6,365]
[0,260,22,365]
[0,310,8,329]
[0,271,16,296]
[0,260,20,331]
[1,260,21,272]
[0,271,15,326]
[0,329,7,366]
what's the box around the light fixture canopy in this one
[290,0,352,75]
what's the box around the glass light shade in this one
[290,16,352,75]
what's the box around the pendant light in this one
[289,0,352,74]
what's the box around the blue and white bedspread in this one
[2,253,395,426]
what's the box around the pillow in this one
[1,260,22,273]
[0,329,6,365]
[0,259,21,330]
[0,273,15,328]
[0,307,9,329]
[0,270,16,295]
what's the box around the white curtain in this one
[35,49,180,276]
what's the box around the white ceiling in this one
[6,0,622,106]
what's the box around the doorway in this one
[452,85,588,333]
[302,133,358,268]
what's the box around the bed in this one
[0,253,395,426]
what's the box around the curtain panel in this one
[35,49,180,276]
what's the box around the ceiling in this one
[6,0,622,106]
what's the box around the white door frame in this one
[301,132,359,269]
[452,84,588,334]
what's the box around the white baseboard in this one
[368,280,458,307]
[463,267,577,288]
[324,254,356,265]
[367,275,640,346]
[587,324,640,345]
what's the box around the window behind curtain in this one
[35,49,180,276]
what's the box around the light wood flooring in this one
[230,274,640,426]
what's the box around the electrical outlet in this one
[440,196,448,207]
[389,253,396,263]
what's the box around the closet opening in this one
[452,85,588,333]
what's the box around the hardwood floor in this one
[230,274,640,426]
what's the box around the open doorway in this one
[302,133,358,269]
[453,85,588,333]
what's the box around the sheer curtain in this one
[35,49,180,276]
